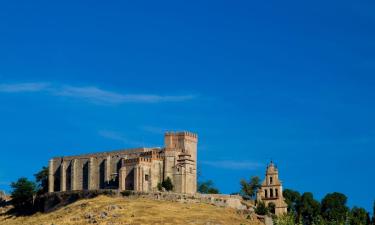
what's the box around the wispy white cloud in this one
[0,82,50,93]
[0,82,197,104]
[201,160,263,170]
[98,130,155,147]
[55,86,196,104]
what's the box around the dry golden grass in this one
[0,195,261,225]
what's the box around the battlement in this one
[139,149,163,159]
[124,157,153,164]
[48,131,197,195]
[165,131,198,139]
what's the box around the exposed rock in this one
[84,212,95,219]
[100,211,108,219]
[107,204,121,211]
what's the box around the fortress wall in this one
[49,132,198,195]
[51,149,157,192]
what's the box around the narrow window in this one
[270,188,274,197]
[145,174,149,181]
[270,176,273,184]
[265,189,268,198]
[275,188,279,197]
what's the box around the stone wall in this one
[48,131,198,195]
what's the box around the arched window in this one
[265,189,268,198]
[270,176,273,184]
[270,188,274,197]
[275,188,278,197]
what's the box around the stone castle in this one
[256,161,288,215]
[48,131,198,194]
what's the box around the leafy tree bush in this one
[268,202,276,214]
[10,177,37,213]
[161,177,173,191]
[349,207,370,225]
[240,176,261,200]
[34,166,49,195]
[255,201,269,215]
[157,182,163,191]
[197,180,219,194]
[321,192,349,225]
[274,213,298,225]
[297,192,320,225]
[283,189,301,215]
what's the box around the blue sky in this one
[1,0,374,212]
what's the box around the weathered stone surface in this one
[256,161,288,216]
[49,132,198,195]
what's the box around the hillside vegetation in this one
[0,195,261,225]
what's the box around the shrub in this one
[161,177,174,191]
[255,201,269,216]
[197,180,219,194]
[157,182,163,191]
[10,177,37,213]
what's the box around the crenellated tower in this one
[164,131,198,194]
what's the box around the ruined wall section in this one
[49,148,159,193]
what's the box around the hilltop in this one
[0,195,262,225]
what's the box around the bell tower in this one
[256,161,288,215]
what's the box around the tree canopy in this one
[349,207,370,225]
[321,192,349,225]
[161,177,174,191]
[297,192,321,225]
[34,166,49,195]
[197,180,219,194]
[240,176,261,200]
[283,189,301,215]
[10,177,37,213]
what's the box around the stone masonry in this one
[48,132,198,194]
[256,161,288,216]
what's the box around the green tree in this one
[255,201,269,215]
[161,177,174,191]
[10,177,37,213]
[240,176,261,200]
[296,192,320,225]
[349,207,369,225]
[274,213,298,225]
[268,202,276,214]
[197,180,219,194]
[34,166,49,195]
[321,192,349,225]
[283,189,301,215]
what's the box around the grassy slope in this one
[0,195,261,225]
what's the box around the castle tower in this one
[257,161,288,216]
[164,132,198,193]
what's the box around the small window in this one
[270,176,273,184]
[270,188,274,197]
[265,189,268,198]
[275,188,278,197]
[145,174,149,181]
